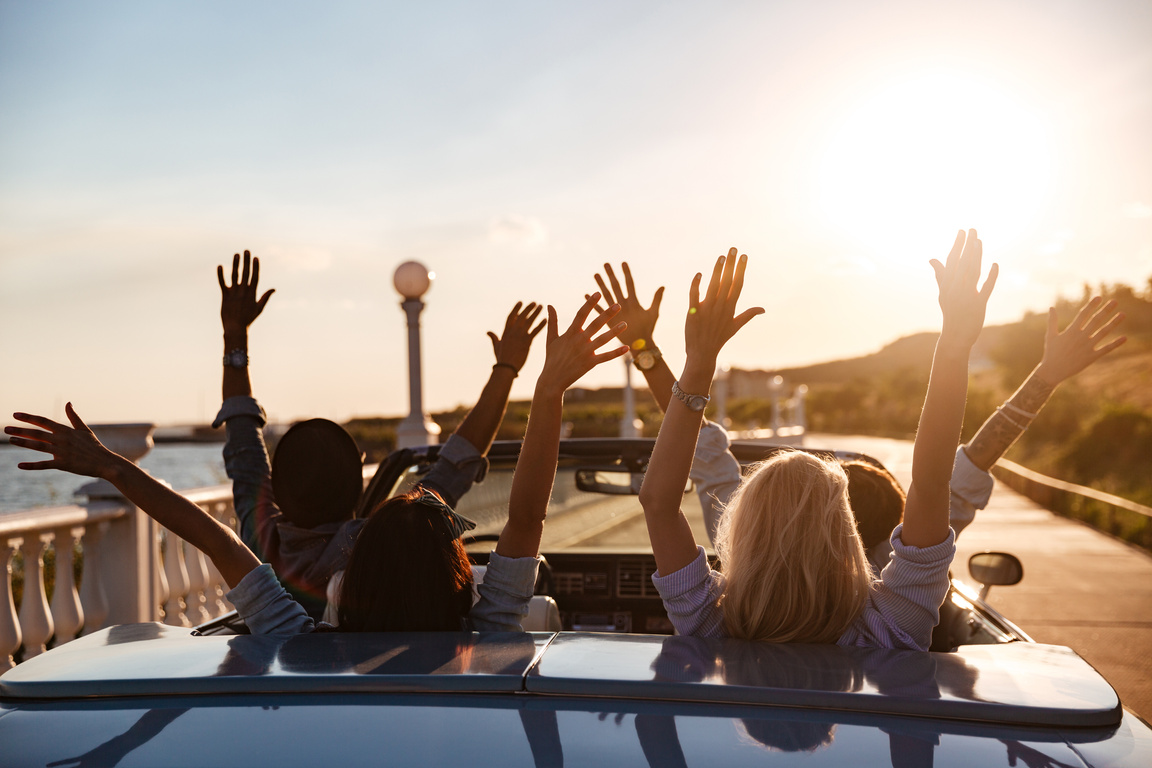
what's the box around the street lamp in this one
[393,261,441,448]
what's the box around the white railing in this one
[0,483,239,671]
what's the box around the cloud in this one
[1121,202,1152,219]
[488,215,549,250]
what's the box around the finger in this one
[1072,296,1103,330]
[231,253,240,287]
[583,304,621,337]
[1093,335,1127,357]
[960,230,981,284]
[241,250,251,287]
[255,289,275,315]
[928,259,946,290]
[1084,300,1119,334]
[1090,311,1125,342]
[621,262,637,298]
[729,252,749,305]
[704,255,725,303]
[529,319,547,339]
[589,321,627,349]
[11,412,66,432]
[251,256,261,291]
[605,263,626,302]
[718,247,738,302]
[689,273,703,311]
[547,305,558,344]
[64,402,89,432]
[571,292,602,333]
[217,265,227,291]
[16,460,59,471]
[584,294,609,313]
[594,274,614,304]
[591,345,630,364]
[731,306,765,335]
[8,435,53,452]
[650,286,664,315]
[506,301,524,328]
[524,303,543,326]
[978,262,998,302]
[944,230,965,273]
[5,427,52,443]
[1046,307,1059,341]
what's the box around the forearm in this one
[639,358,711,573]
[904,341,970,547]
[496,383,562,558]
[962,368,1056,471]
[451,367,516,454]
[222,329,253,400]
[104,457,260,587]
[640,356,676,413]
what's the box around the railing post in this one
[183,538,211,625]
[162,532,191,627]
[0,537,22,671]
[79,521,110,636]
[49,526,85,647]
[18,533,54,659]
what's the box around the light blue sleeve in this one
[470,551,539,632]
[841,524,955,651]
[950,446,995,539]
[226,563,316,636]
[690,421,742,546]
[651,546,727,639]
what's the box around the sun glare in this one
[815,70,1055,264]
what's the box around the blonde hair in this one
[714,451,873,643]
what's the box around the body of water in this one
[0,443,229,513]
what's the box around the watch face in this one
[688,395,708,412]
[635,350,655,370]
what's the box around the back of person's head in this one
[841,461,905,550]
[715,451,872,643]
[337,489,474,632]
[271,419,362,529]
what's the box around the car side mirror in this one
[968,551,1023,600]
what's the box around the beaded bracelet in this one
[492,362,519,377]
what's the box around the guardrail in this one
[991,458,1152,551]
[2,462,381,670]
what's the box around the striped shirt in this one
[652,524,956,650]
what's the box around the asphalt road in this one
[804,433,1152,723]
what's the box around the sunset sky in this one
[1,1,1149,426]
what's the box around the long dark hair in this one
[336,489,474,632]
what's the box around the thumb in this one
[547,305,558,343]
[487,331,499,352]
[651,286,664,314]
[64,402,89,432]
[1046,306,1059,340]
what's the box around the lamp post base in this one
[396,414,441,449]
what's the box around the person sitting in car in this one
[592,262,1126,574]
[213,250,544,619]
[8,297,628,635]
[637,234,995,649]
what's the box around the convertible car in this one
[2,439,1150,767]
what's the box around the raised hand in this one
[592,262,664,351]
[6,404,119,479]
[929,229,998,349]
[684,248,764,370]
[537,293,629,395]
[487,301,546,373]
[218,250,274,335]
[1036,297,1127,385]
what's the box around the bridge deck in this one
[804,434,1152,723]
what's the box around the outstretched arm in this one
[496,294,628,559]
[592,262,676,412]
[452,302,546,454]
[639,249,763,576]
[902,230,998,548]
[963,296,1126,471]
[7,405,260,588]
[218,250,274,401]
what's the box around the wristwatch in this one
[671,381,710,412]
[223,349,249,368]
[632,347,662,371]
